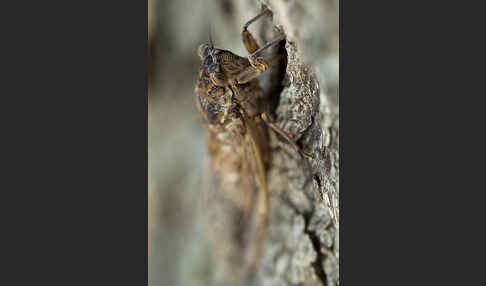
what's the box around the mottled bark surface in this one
[149,1,338,285]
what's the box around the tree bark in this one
[261,1,339,285]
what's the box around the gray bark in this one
[148,1,338,285]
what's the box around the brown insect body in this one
[195,8,310,280]
[196,42,270,220]
[196,41,274,280]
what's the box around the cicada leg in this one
[241,8,272,54]
[238,7,286,84]
[261,112,313,159]
[235,36,286,85]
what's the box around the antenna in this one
[208,26,214,50]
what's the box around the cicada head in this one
[197,31,229,86]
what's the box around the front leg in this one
[236,34,287,84]
[241,8,272,54]
[235,56,268,84]
[235,54,285,84]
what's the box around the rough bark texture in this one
[148,1,338,285]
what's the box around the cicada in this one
[195,8,311,280]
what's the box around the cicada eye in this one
[198,44,210,59]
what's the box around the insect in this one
[195,8,311,278]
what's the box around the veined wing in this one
[199,111,269,278]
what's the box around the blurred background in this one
[148,1,338,285]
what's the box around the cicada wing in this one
[198,130,256,272]
[198,119,268,281]
[239,112,271,273]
